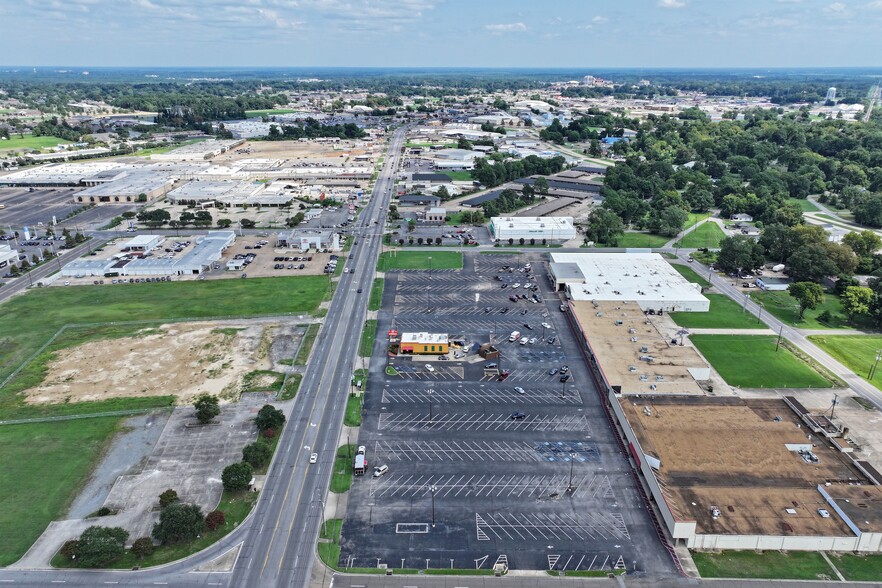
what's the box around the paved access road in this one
[0,126,407,588]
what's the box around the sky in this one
[1,0,882,68]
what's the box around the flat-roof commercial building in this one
[489,216,578,243]
[166,181,292,208]
[400,333,449,355]
[549,252,709,312]
[73,172,174,203]
[0,244,20,270]
[122,235,163,251]
[608,396,882,552]
[276,229,340,251]
[0,162,128,187]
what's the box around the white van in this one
[508,331,521,342]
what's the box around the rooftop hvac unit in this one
[630,337,638,343]
[640,346,649,353]
[628,366,637,372]
[639,375,649,382]
[596,312,603,317]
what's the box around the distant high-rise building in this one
[582,75,595,86]
[826,87,837,102]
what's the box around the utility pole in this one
[775,325,784,353]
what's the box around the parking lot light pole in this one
[427,389,433,425]
[430,485,437,528]
[568,453,577,493]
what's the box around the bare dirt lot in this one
[212,138,376,163]
[24,321,300,404]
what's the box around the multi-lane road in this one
[0,126,407,587]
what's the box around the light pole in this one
[568,452,577,493]
[430,485,437,528]
[868,350,882,379]
[427,388,433,425]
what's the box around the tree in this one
[841,285,874,321]
[787,243,839,283]
[222,462,254,492]
[158,489,179,509]
[788,282,825,319]
[647,206,688,237]
[533,177,549,194]
[716,235,765,274]
[435,185,450,201]
[152,503,204,545]
[130,537,155,559]
[193,394,220,424]
[205,510,226,531]
[76,526,129,567]
[585,208,624,246]
[217,218,232,229]
[242,441,272,469]
[255,405,286,432]
[240,218,256,229]
[407,219,416,233]
[435,237,442,245]
[194,210,213,227]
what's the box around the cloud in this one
[823,1,848,12]
[592,15,608,23]
[658,0,687,8]
[484,22,527,32]
[865,0,882,8]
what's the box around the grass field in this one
[378,251,463,271]
[809,334,882,390]
[600,232,670,249]
[670,294,761,329]
[0,276,329,417]
[692,550,835,580]
[0,417,122,566]
[0,135,67,152]
[752,290,866,330]
[672,264,710,287]
[441,171,473,181]
[368,278,384,311]
[829,553,882,581]
[789,197,820,212]
[359,320,377,357]
[245,109,302,118]
[295,323,320,366]
[690,335,833,388]
[330,444,356,493]
[685,212,711,229]
[344,394,362,427]
[676,222,725,249]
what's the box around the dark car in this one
[510,411,526,420]
[560,365,569,374]
[523,323,533,330]
[559,374,571,383]
[501,307,510,314]
[357,288,363,293]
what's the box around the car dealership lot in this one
[338,252,675,574]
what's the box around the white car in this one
[520,337,529,345]
[309,453,318,464]
[541,322,552,329]
[514,387,526,395]
[425,364,435,372]
[512,283,521,289]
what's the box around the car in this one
[548,367,559,375]
[425,364,435,372]
[560,374,571,383]
[541,322,552,329]
[523,323,533,330]
[560,365,569,374]
[547,336,557,345]
[514,387,525,395]
[687,257,694,263]
[520,309,528,315]
[357,288,363,293]
[501,307,510,314]
[512,283,521,288]
[309,453,318,464]
[373,465,389,478]
[500,283,508,289]
[560,304,568,312]
[63,281,71,286]
[287,264,294,269]
[484,307,492,313]
[510,411,526,420]
[520,337,529,345]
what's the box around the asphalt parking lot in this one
[339,252,675,574]
[0,187,122,229]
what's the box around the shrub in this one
[263,428,275,439]
[60,540,79,560]
[130,537,155,559]
[152,503,204,545]
[96,507,112,517]
[205,510,226,531]
[76,526,129,567]
[242,441,273,469]
[221,462,254,492]
[255,405,286,432]
[158,489,179,509]
[193,394,220,424]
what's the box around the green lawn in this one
[676,222,725,249]
[378,251,463,271]
[0,417,122,566]
[330,444,356,493]
[789,198,820,213]
[344,393,362,427]
[359,320,377,357]
[685,212,711,229]
[600,232,670,249]
[670,294,761,329]
[53,490,257,569]
[829,553,882,581]
[244,109,302,118]
[690,335,833,388]
[368,278,384,311]
[672,264,710,287]
[0,277,328,418]
[0,135,67,152]
[752,290,866,330]
[441,171,473,181]
[809,335,882,390]
[692,550,836,580]
[294,323,320,366]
